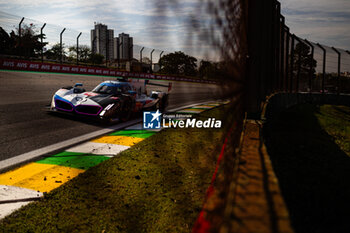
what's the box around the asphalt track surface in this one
[0,70,224,161]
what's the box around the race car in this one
[49,78,170,122]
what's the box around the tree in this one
[68,45,92,62]
[0,24,47,58]
[45,43,66,61]
[89,53,104,65]
[159,51,197,76]
[199,60,218,79]
[0,27,15,55]
[18,24,47,58]
[142,57,151,64]
[292,42,317,79]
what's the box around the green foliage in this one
[45,43,66,61]
[66,45,104,64]
[316,105,350,155]
[198,60,228,80]
[159,51,198,76]
[292,42,317,78]
[68,45,92,62]
[0,105,230,232]
[0,27,16,55]
[89,53,104,64]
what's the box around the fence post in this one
[295,37,304,93]
[40,23,46,63]
[280,16,285,91]
[289,34,295,93]
[304,39,314,93]
[150,49,155,72]
[140,47,144,63]
[331,47,341,95]
[274,1,281,92]
[316,43,326,94]
[76,32,82,65]
[60,28,66,64]
[19,17,24,58]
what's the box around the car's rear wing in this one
[130,79,172,95]
[144,80,172,92]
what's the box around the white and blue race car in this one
[49,78,170,122]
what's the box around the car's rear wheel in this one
[120,98,133,121]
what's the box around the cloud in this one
[0,0,212,59]
[4,0,348,62]
[280,0,350,49]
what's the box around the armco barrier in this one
[0,58,217,84]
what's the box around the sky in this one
[0,0,210,60]
[280,0,350,49]
[0,0,349,66]
[280,0,350,72]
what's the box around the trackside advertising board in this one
[0,58,217,84]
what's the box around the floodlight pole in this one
[60,28,66,64]
[76,32,82,65]
[41,23,46,63]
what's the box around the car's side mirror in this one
[74,83,83,87]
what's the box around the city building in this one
[91,23,114,61]
[114,33,133,61]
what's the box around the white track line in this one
[67,142,130,156]
[0,185,43,218]
[0,100,216,171]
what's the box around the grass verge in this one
[0,104,231,233]
[264,104,350,233]
[315,105,350,155]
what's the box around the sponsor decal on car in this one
[84,92,98,96]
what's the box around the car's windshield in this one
[92,84,122,94]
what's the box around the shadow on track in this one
[264,104,350,233]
